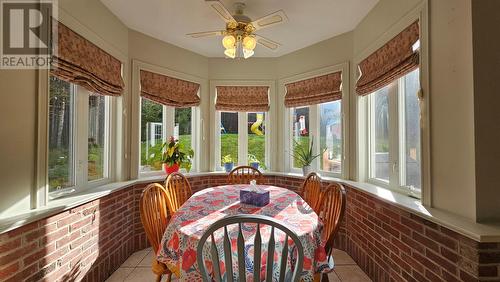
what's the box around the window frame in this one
[281,63,350,179]
[138,99,200,176]
[365,71,422,198]
[209,80,276,172]
[46,81,116,200]
[132,61,205,178]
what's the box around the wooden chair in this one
[139,183,172,282]
[196,214,304,282]
[317,183,346,257]
[164,172,193,214]
[299,172,322,213]
[227,165,263,185]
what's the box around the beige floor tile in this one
[137,251,155,268]
[334,265,372,282]
[332,249,356,265]
[327,271,342,282]
[105,267,134,282]
[124,267,174,282]
[121,249,150,268]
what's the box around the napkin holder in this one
[240,181,269,207]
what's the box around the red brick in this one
[425,228,458,250]
[401,217,424,233]
[478,251,500,264]
[440,246,459,263]
[425,249,457,275]
[478,265,498,277]
[0,238,21,253]
[0,261,19,279]
[0,241,38,267]
[412,232,439,252]
[460,270,478,282]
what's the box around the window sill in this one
[1,171,500,243]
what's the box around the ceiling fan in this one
[187,0,288,59]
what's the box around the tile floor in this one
[106,248,372,282]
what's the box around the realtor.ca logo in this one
[0,0,57,69]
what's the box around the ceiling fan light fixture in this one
[242,36,256,50]
[243,48,254,59]
[222,35,236,49]
[224,47,236,58]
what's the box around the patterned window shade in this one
[284,72,342,108]
[216,86,270,112]
[356,21,420,96]
[51,22,124,96]
[140,70,200,107]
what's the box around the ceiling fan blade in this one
[250,10,288,31]
[205,0,236,24]
[255,34,281,50]
[186,30,224,38]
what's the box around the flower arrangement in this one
[222,154,234,172]
[162,136,194,174]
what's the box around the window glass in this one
[292,107,310,169]
[247,112,266,168]
[175,108,192,153]
[88,94,107,181]
[373,86,390,181]
[320,101,342,174]
[140,98,163,171]
[404,69,421,190]
[221,112,238,165]
[48,76,75,192]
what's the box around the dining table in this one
[157,184,333,281]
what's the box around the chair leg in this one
[155,274,162,282]
[166,274,172,282]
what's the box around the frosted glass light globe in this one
[242,36,256,50]
[222,35,236,49]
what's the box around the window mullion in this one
[398,77,407,190]
[310,105,320,171]
[76,86,89,187]
[388,82,400,191]
[239,112,248,166]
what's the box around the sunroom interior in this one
[1,0,500,281]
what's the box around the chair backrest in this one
[139,183,170,253]
[164,172,193,214]
[317,183,346,256]
[227,165,263,185]
[299,172,322,213]
[197,214,304,282]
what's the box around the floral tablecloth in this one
[157,185,332,281]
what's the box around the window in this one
[216,111,269,170]
[220,112,239,165]
[291,107,310,169]
[48,76,112,194]
[367,69,421,196]
[288,102,344,176]
[248,112,266,168]
[319,101,342,174]
[139,99,197,174]
[140,98,164,171]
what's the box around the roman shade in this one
[284,72,342,108]
[216,86,270,112]
[140,70,200,107]
[51,21,124,96]
[356,21,420,96]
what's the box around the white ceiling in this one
[100,0,379,58]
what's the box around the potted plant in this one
[161,136,194,175]
[292,136,325,176]
[248,154,260,170]
[222,154,234,172]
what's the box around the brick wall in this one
[0,174,498,282]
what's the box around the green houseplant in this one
[292,136,325,176]
[222,154,234,172]
[162,136,194,174]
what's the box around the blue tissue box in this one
[240,188,270,207]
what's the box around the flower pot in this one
[224,162,234,172]
[302,165,312,176]
[249,162,259,170]
[163,163,180,175]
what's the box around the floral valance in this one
[284,72,342,108]
[51,21,124,96]
[216,86,269,112]
[356,21,420,96]
[140,70,200,107]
